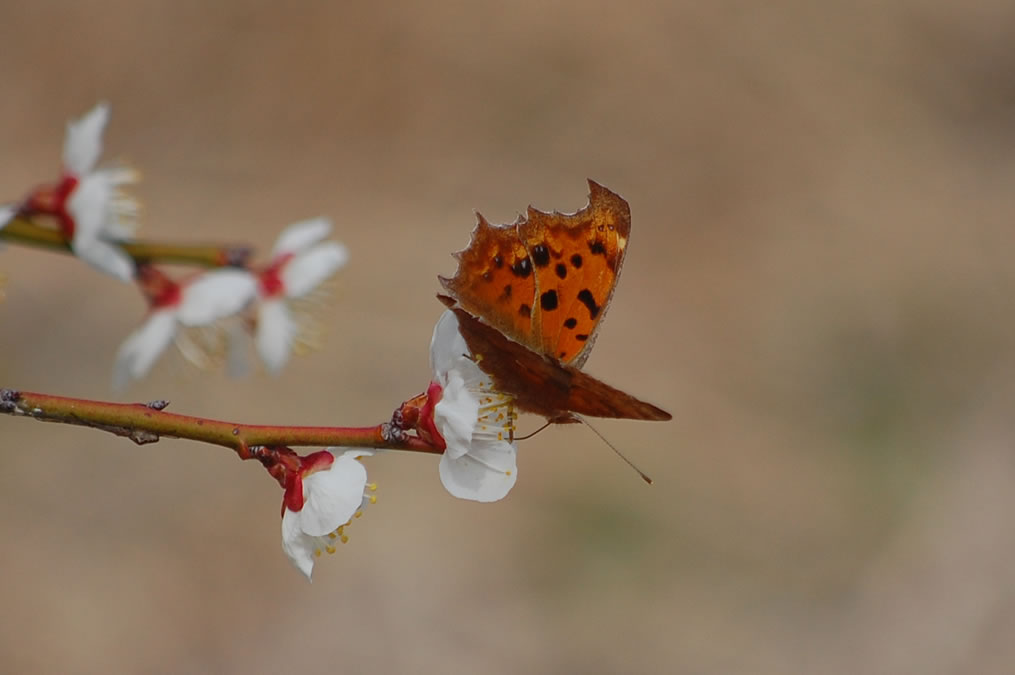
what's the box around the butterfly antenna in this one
[579,416,654,485]
[513,421,552,441]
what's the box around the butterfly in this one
[438,180,671,425]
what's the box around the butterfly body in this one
[438,180,671,423]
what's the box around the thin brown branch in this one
[0,388,440,460]
[0,216,252,268]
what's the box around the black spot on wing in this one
[571,254,583,268]
[493,255,503,269]
[564,317,577,329]
[532,244,550,267]
[575,334,589,341]
[589,240,606,256]
[555,263,567,279]
[519,303,531,317]
[577,289,601,319]
[511,257,532,278]
[540,290,558,311]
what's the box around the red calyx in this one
[136,265,182,309]
[258,253,293,298]
[394,381,447,451]
[24,173,79,237]
[281,449,335,514]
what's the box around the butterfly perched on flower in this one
[438,180,670,425]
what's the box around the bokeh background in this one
[3,1,1015,673]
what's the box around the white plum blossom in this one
[428,310,518,502]
[112,268,257,389]
[281,448,376,580]
[255,217,348,373]
[26,103,140,281]
[0,205,13,230]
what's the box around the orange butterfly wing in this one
[441,179,629,366]
[439,180,669,422]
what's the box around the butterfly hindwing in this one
[442,304,670,421]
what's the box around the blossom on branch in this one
[427,310,519,502]
[112,266,257,389]
[279,448,377,580]
[23,103,139,282]
[254,217,349,373]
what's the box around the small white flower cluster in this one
[112,217,348,389]
[0,102,349,385]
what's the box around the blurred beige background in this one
[3,1,1015,673]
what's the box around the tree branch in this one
[0,216,252,268]
[0,388,440,459]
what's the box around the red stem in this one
[0,388,440,459]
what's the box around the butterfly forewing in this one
[518,180,631,367]
[439,213,541,353]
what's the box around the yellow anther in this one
[340,534,349,544]
[337,525,345,535]
[367,483,378,491]
[497,432,503,441]
[355,510,363,519]
[314,549,322,557]
[369,495,377,504]
[325,545,336,554]
[506,470,513,476]
[328,532,338,540]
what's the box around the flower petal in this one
[271,217,332,259]
[112,309,178,390]
[0,205,15,230]
[176,269,257,326]
[281,509,317,581]
[434,369,481,458]
[256,299,294,374]
[429,310,471,380]
[299,451,368,537]
[280,242,348,298]
[67,172,113,244]
[66,168,140,246]
[63,102,109,175]
[439,438,518,502]
[72,238,135,282]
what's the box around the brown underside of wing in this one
[446,304,671,422]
